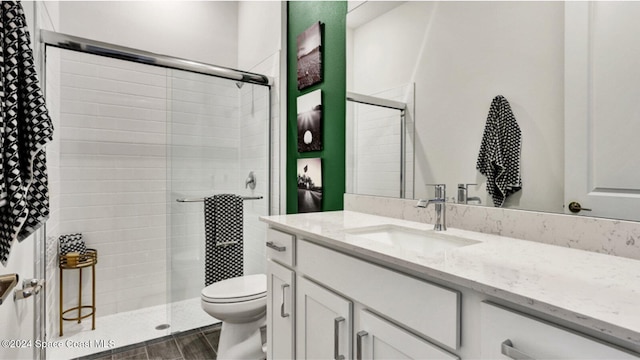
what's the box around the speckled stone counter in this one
[260,210,640,351]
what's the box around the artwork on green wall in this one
[297,157,323,213]
[297,21,323,90]
[297,89,323,152]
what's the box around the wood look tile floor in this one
[75,324,223,360]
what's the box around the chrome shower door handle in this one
[266,241,286,252]
[356,330,368,360]
[501,339,535,360]
[334,316,345,360]
[280,283,290,318]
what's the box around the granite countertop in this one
[260,210,640,349]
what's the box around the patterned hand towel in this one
[0,1,54,264]
[204,194,244,286]
[59,233,87,256]
[476,95,522,207]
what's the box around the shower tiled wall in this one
[58,49,169,315]
[241,53,279,276]
[55,48,271,319]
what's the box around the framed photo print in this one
[297,157,322,213]
[297,89,323,152]
[297,21,323,90]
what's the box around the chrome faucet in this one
[416,184,447,231]
[457,183,481,204]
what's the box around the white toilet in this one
[201,274,267,360]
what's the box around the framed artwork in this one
[297,89,323,152]
[297,21,323,90]
[297,158,322,213]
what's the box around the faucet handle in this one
[458,183,477,190]
[426,184,446,198]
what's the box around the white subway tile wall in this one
[53,48,271,324]
[238,51,281,281]
[58,49,169,316]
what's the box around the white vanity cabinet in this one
[480,302,637,359]
[265,224,639,360]
[266,226,460,360]
[297,276,353,359]
[266,260,294,360]
[266,228,296,360]
[357,310,458,360]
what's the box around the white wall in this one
[238,1,281,71]
[58,1,239,67]
[349,2,565,212]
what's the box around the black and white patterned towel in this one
[0,1,54,264]
[204,194,244,286]
[59,233,87,256]
[476,95,521,207]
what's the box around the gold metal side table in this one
[59,249,97,336]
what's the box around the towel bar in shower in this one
[176,196,263,203]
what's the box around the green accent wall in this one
[287,1,347,214]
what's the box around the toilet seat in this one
[202,274,266,304]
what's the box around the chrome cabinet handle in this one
[334,316,345,360]
[280,283,290,318]
[356,330,368,360]
[266,241,286,252]
[501,339,535,360]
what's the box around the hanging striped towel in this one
[204,194,244,286]
[476,95,521,207]
[0,1,54,264]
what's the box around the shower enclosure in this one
[42,31,271,358]
[346,90,414,199]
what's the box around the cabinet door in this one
[356,310,459,360]
[480,302,638,359]
[267,260,295,360]
[297,276,353,360]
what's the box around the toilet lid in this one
[202,274,266,303]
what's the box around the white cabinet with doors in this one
[266,227,460,360]
[266,260,294,360]
[264,223,640,359]
[356,310,458,360]
[296,276,353,359]
[265,228,296,360]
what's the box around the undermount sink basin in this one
[345,224,479,253]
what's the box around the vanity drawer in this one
[480,302,637,359]
[266,228,295,267]
[297,239,460,350]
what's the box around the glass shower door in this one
[167,69,270,333]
